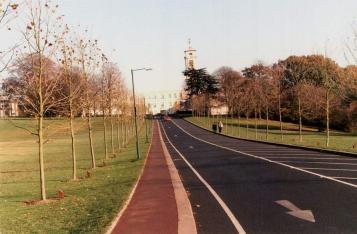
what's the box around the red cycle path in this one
[111,121,178,234]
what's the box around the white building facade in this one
[142,90,182,115]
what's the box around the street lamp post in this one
[131,67,152,160]
[144,98,149,143]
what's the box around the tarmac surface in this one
[160,118,357,234]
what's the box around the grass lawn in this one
[187,116,357,154]
[0,117,152,233]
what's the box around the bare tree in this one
[57,28,85,180]
[272,63,285,141]
[75,34,101,169]
[7,1,65,200]
[281,56,309,142]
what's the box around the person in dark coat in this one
[212,122,217,133]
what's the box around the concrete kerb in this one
[105,121,154,234]
[158,121,198,234]
[184,118,357,158]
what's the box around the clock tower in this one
[184,39,196,70]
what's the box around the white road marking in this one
[333,177,357,180]
[275,200,315,223]
[246,153,338,156]
[243,151,303,153]
[189,146,194,149]
[278,161,357,166]
[160,122,246,234]
[264,157,357,161]
[171,120,357,189]
[301,168,357,172]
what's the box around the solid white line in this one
[171,120,357,189]
[264,157,357,160]
[278,161,357,166]
[245,152,336,155]
[333,177,357,180]
[301,168,357,172]
[160,122,246,234]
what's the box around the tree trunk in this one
[93,101,96,117]
[87,113,96,168]
[238,109,241,137]
[298,96,302,143]
[246,113,249,138]
[110,113,115,156]
[122,117,125,147]
[38,115,46,200]
[230,109,234,135]
[266,106,269,140]
[225,114,228,134]
[326,90,330,147]
[124,117,128,146]
[254,108,258,140]
[278,91,283,141]
[116,115,121,153]
[103,108,108,160]
[69,108,77,180]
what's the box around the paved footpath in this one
[110,120,196,234]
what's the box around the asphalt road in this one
[159,118,357,234]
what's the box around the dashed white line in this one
[171,120,357,189]
[160,122,246,234]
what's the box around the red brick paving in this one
[111,121,178,234]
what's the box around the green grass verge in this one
[0,117,152,233]
[186,116,357,154]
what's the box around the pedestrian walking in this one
[218,121,223,133]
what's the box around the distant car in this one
[164,116,172,121]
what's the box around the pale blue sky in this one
[1,0,357,93]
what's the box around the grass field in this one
[0,117,152,233]
[187,116,357,154]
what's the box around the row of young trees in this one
[1,1,146,201]
[185,54,357,147]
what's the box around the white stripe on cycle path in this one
[172,120,357,189]
[160,122,246,234]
